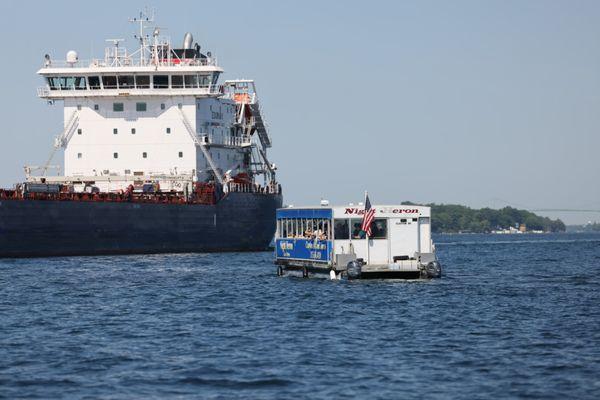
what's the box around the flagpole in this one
[365,190,370,266]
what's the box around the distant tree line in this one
[402,202,566,233]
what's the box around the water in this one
[1,233,600,399]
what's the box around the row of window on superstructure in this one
[46,73,219,91]
[76,126,171,135]
[76,151,184,159]
[84,102,175,112]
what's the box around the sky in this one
[0,0,598,224]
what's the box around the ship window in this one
[135,75,150,89]
[400,219,407,224]
[88,76,101,89]
[212,72,220,85]
[199,74,210,87]
[160,103,165,110]
[62,77,76,90]
[102,76,117,89]
[74,76,87,90]
[77,153,82,159]
[77,128,82,135]
[370,219,387,239]
[113,152,118,159]
[171,75,184,88]
[413,218,418,222]
[166,127,171,134]
[184,75,198,88]
[153,75,168,88]
[94,104,99,111]
[77,105,81,110]
[47,77,59,90]
[118,75,135,89]
[113,128,118,134]
[178,103,182,109]
[131,128,136,134]
[142,152,147,158]
[334,219,350,240]
[178,151,183,158]
[136,102,147,112]
[113,103,124,112]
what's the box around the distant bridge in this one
[529,209,600,213]
[488,199,600,213]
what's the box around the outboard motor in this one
[346,260,362,280]
[425,261,442,278]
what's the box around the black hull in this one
[0,193,282,258]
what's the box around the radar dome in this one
[66,50,78,64]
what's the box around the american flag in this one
[361,193,375,237]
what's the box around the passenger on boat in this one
[352,223,366,239]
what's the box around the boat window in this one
[153,75,168,88]
[47,77,60,90]
[74,76,87,90]
[135,75,150,89]
[113,103,124,112]
[88,76,101,89]
[419,217,430,224]
[102,76,117,89]
[171,75,184,88]
[350,219,366,239]
[334,219,350,240]
[370,219,387,239]
[136,102,147,112]
[212,72,220,85]
[118,75,135,89]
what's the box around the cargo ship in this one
[0,11,282,257]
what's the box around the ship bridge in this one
[37,24,224,99]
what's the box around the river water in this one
[1,233,599,399]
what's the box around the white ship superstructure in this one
[32,12,276,194]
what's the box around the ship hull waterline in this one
[0,192,282,258]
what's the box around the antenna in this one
[129,8,155,66]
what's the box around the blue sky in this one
[0,0,598,224]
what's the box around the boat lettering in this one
[344,207,419,215]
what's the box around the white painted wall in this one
[64,97,197,183]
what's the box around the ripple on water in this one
[1,233,600,399]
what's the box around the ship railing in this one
[41,56,218,69]
[198,134,252,147]
[37,84,223,97]
[224,182,282,195]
